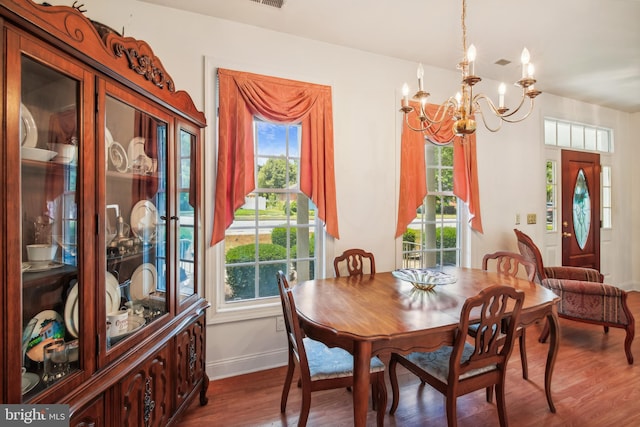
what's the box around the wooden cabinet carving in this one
[0,1,209,425]
[175,315,208,412]
[118,345,171,427]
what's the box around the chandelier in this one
[400,0,541,141]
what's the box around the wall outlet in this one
[515,213,521,225]
[276,316,285,332]
[527,213,537,224]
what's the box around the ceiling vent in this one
[249,0,285,8]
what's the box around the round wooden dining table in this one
[291,267,560,427]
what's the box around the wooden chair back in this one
[482,251,536,282]
[276,271,310,380]
[454,285,524,381]
[333,248,376,277]
[514,228,547,283]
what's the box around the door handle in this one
[562,232,572,238]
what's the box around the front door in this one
[561,150,600,270]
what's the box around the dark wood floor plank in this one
[177,291,640,426]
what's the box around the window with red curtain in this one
[212,69,337,303]
[396,102,483,268]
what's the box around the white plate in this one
[25,310,65,362]
[106,272,122,315]
[105,127,113,167]
[130,200,158,241]
[24,262,64,273]
[20,103,38,148]
[109,141,128,173]
[21,147,57,162]
[130,263,157,300]
[22,372,40,395]
[127,137,146,164]
[64,282,79,338]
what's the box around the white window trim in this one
[202,56,332,324]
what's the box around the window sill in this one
[207,299,282,325]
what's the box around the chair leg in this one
[604,326,609,334]
[389,355,400,415]
[281,351,295,412]
[298,389,311,427]
[624,324,635,364]
[519,329,528,379]
[445,392,458,427]
[485,385,494,403]
[495,381,509,427]
[375,372,387,427]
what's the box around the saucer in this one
[25,262,64,273]
[22,372,40,395]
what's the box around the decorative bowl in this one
[392,268,457,290]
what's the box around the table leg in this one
[353,341,372,427]
[545,308,560,413]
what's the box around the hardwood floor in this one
[177,291,640,426]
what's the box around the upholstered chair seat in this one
[304,337,385,380]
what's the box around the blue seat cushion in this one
[303,337,385,381]
[402,343,496,383]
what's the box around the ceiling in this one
[140,0,640,113]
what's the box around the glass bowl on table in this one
[392,268,457,291]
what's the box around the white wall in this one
[82,0,637,379]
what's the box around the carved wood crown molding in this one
[112,38,175,93]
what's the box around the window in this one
[602,165,612,229]
[402,144,460,268]
[223,120,318,303]
[544,118,613,153]
[546,160,557,231]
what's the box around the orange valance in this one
[211,68,339,246]
[395,102,483,238]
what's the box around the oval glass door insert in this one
[572,169,591,249]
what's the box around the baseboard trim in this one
[206,348,288,380]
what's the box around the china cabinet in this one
[0,0,209,424]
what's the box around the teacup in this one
[26,244,57,268]
[107,310,128,337]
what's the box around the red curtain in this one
[395,102,483,238]
[132,112,159,200]
[211,68,338,246]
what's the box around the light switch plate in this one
[527,213,536,224]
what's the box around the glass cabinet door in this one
[103,90,169,350]
[177,126,199,304]
[19,51,85,398]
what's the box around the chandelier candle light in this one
[400,0,541,140]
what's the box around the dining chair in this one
[514,228,634,364]
[480,251,536,401]
[333,248,376,277]
[276,271,387,427]
[389,285,525,427]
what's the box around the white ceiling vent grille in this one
[250,0,285,8]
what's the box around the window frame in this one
[400,143,463,269]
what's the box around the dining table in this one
[291,267,560,427]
